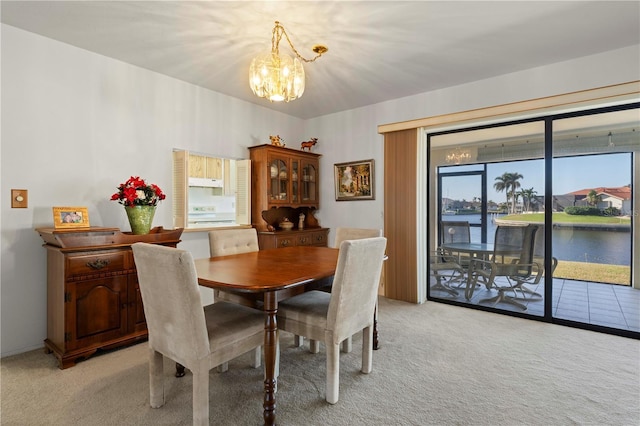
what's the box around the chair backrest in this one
[131,243,210,363]
[441,221,471,244]
[529,224,558,275]
[208,228,259,256]
[334,227,382,248]
[327,237,387,344]
[492,225,538,277]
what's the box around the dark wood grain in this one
[195,246,338,426]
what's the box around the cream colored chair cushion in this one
[208,228,259,256]
[277,237,387,404]
[132,243,264,426]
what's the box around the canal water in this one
[448,214,631,266]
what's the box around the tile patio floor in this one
[430,276,640,333]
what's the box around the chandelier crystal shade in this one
[445,147,472,164]
[249,21,327,103]
[249,51,305,102]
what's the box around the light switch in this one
[11,189,28,208]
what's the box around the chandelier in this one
[445,147,471,164]
[249,21,327,102]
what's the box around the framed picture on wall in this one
[334,159,375,201]
[52,206,90,229]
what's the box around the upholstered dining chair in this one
[208,227,260,257]
[330,227,383,353]
[276,237,387,404]
[131,243,264,426]
[208,227,262,371]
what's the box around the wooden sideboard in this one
[258,227,329,249]
[36,226,183,369]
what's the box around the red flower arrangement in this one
[110,176,166,207]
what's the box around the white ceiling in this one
[2,1,639,120]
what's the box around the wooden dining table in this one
[193,245,340,426]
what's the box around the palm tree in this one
[494,172,523,214]
[520,187,538,213]
[587,189,601,207]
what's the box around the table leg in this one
[263,292,277,426]
[373,307,380,350]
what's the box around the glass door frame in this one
[437,168,489,244]
[426,101,638,339]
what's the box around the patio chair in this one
[429,248,466,296]
[508,225,558,300]
[440,220,472,277]
[466,224,542,310]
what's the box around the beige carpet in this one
[2,297,639,425]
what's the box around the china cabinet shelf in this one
[248,144,327,249]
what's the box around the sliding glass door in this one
[428,103,638,337]
[551,109,636,331]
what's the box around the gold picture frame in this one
[334,159,375,201]
[52,206,90,229]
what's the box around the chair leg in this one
[294,335,304,347]
[309,339,320,354]
[217,362,229,373]
[251,346,261,368]
[431,277,459,296]
[149,349,165,408]
[341,337,353,353]
[362,326,373,374]
[192,366,209,426]
[480,290,527,310]
[326,342,340,404]
[516,284,542,299]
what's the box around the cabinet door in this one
[291,159,300,204]
[206,157,223,179]
[66,276,128,350]
[128,274,147,333]
[268,155,289,204]
[301,159,318,204]
[188,154,207,178]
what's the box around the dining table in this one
[192,245,340,426]
[441,241,522,298]
[440,242,495,259]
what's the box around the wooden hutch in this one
[248,144,329,249]
[36,226,183,369]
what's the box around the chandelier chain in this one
[272,21,324,63]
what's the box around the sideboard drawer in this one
[296,233,314,246]
[66,250,130,278]
[276,235,296,248]
[311,230,328,246]
[258,228,329,250]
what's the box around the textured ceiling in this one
[2,1,639,119]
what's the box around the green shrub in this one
[603,206,621,217]
[564,206,601,216]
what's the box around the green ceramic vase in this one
[125,205,156,235]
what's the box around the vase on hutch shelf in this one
[125,205,156,235]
